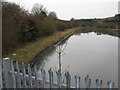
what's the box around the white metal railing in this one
[1,58,115,89]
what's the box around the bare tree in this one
[55,31,68,72]
[31,3,48,18]
[49,11,58,19]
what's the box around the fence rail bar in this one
[34,65,39,88]
[107,80,114,88]
[85,75,91,88]
[2,58,13,88]
[9,70,67,87]
[57,69,62,88]
[16,61,21,88]
[41,68,46,88]
[0,58,2,89]
[65,71,71,89]
[22,63,27,88]
[75,75,80,89]
[28,64,33,88]
[96,76,102,88]
[48,68,54,89]
[11,61,16,88]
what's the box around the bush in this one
[18,16,39,43]
[37,20,56,36]
[56,21,67,31]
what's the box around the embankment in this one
[8,28,78,65]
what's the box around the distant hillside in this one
[102,14,120,22]
[73,14,120,22]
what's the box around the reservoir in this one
[34,30,118,88]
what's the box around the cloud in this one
[6,0,118,20]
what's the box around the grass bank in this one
[6,26,118,65]
[7,28,78,65]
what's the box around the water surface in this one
[34,31,118,88]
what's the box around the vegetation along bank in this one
[2,1,119,65]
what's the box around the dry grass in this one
[110,29,118,31]
[8,28,77,65]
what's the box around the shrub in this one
[56,21,67,31]
[18,16,39,43]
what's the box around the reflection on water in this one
[34,30,118,88]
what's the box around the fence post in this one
[2,58,10,88]
[75,75,80,89]
[56,69,62,88]
[96,76,102,88]
[85,75,91,88]
[65,71,71,89]
[11,61,16,88]
[34,65,39,88]
[28,64,32,88]
[22,63,27,88]
[107,80,114,89]
[48,68,54,89]
[41,68,46,88]
[16,61,21,88]
[0,59,2,89]
[3,59,16,88]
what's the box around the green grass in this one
[8,28,78,65]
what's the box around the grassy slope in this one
[8,28,78,65]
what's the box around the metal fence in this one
[0,58,115,89]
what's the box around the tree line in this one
[2,2,79,56]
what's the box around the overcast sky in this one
[6,0,119,20]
